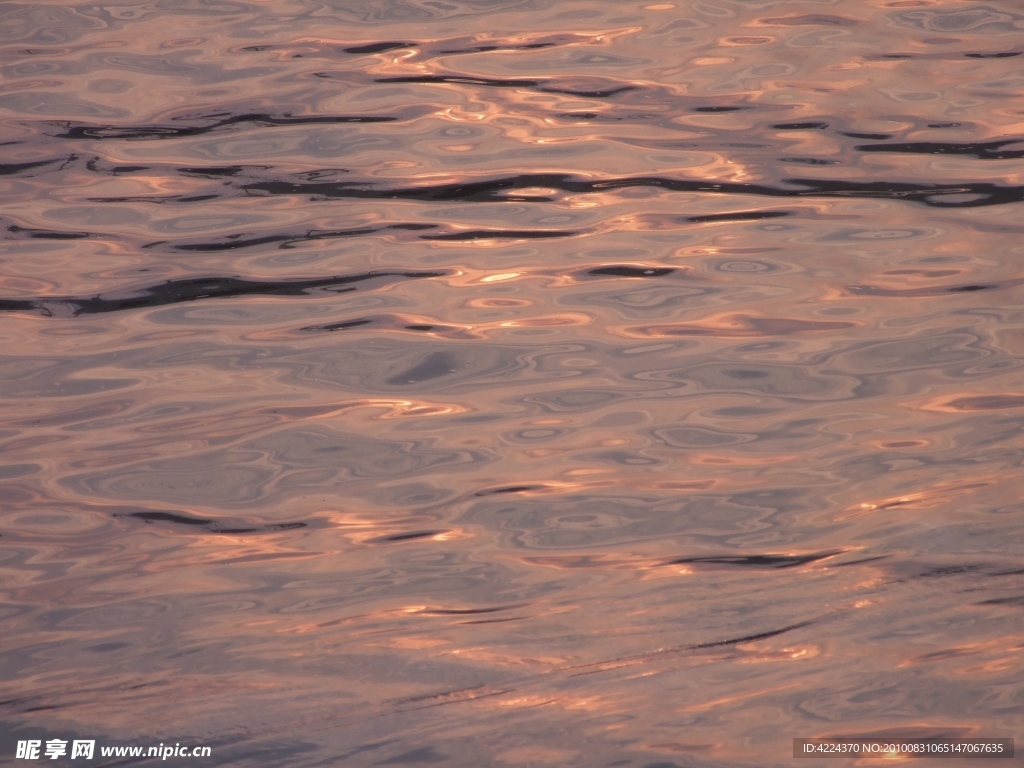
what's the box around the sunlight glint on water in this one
[1,1,1024,765]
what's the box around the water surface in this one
[2,1,1024,765]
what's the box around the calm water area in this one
[2,1,1024,765]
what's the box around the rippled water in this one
[3,1,1024,764]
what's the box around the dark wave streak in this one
[7,225,90,240]
[981,596,1024,607]
[14,223,576,252]
[342,40,558,56]
[343,41,416,54]
[126,511,307,534]
[366,531,447,543]
[586,266,675,277]
[0,159,59,175]
[87,194,225,205]
[300,314,474,338]
[375,75,637,98]
[242,173,1024,207]
[668,552,842,569]
[176,165,270,178]
[434,42,556,54]
[84,158,150,175]
[687,210,792,223]
[173,223,436,251]
[0,271,445,317]
[338,33,582,58]
[856,139,1024,160]
[689,620,816,649]
[875,51,1021,60]
[419,229,576,241]
[841,131,892,140]
[845,280,1022,297]
[53,113,402,140]
[772,121,829,130]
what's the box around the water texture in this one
[2,0,1024,765]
